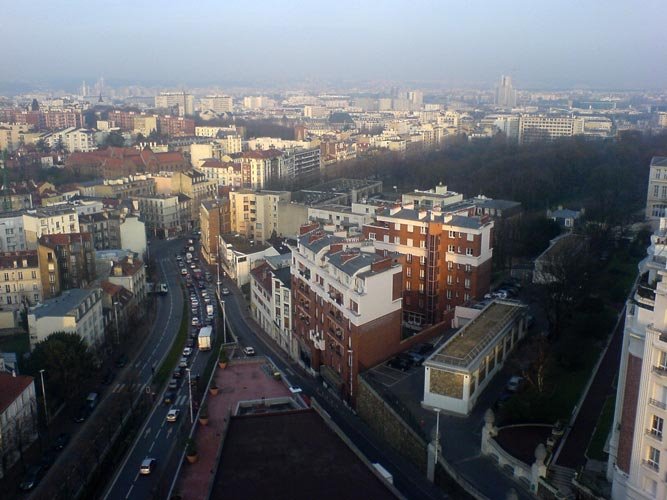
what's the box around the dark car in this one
[115,354,129,368]
[396,353,415,367]
[405,351,426,365]
[173,368,183,379]
[53,432,70,451]
[19,465,44,491]
[73,405,90,423]
[163,391,176,405]
[388,357,410,371]
[416,343,434,355]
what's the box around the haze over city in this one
[2,0,666,90]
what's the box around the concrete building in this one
[0,251,43,310]
[22,206,80,249]
[38,233,95,295]
[157,115,195,137]
[132,114,158,136]
[0,372,38,480]
[250,255,295,358]
[363,204,494,328]
[219,234,280,287]
[0,123,41,152]
[118,214,147,258]
[291,227,404,402]
[495,75,517,108]
[422,300,527,416]
[91,176,156,199]
[198,159,243,188]
[0,212,27,252]
[518,115,584,143]
[307,204,376,233]
[27,287,104,351]
[134,194,183,238]
[106,255,147,315]
[607,218,667,498]
[200,95,233,114]
[284,147,322,180]
[171,170,217,230]
[237,150,287,190]
[228,189,307,243]
[402,184,464,210]
[646,157,667,226]
[155,92,194,116]
[41,127,96,152]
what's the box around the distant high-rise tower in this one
[495,75,517,108]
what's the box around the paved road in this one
[104,239,221,500]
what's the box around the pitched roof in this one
[0,372,34,414]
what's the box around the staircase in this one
[548,464,577,499]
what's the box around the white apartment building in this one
[22,206,80,249]
[0,123,41,152]
[307,204,375,232]
[199,95,233,114]
[0,213,27,252]
[107,254,147,311]
[199,159,243,188]
[219,234,280,287]
[646,157,667,226]
[134,194,182,237]
[518,115,584,143]
[119,214,147,257]
[249,255,295,358]
[194,125,238,138]
[27,288,104,351]
[608,219,667,498]
[0,373,38,480]
[42,127,96,152]
[155,92,194,116]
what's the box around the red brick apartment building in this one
[363,204,493,327]
[291,226,404,403]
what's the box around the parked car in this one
[222,287,230,296]
[243,346,256,356]
[53,432,70,451]
[387,357,410,371]
[396,353,415,367]
[405,351,426,365]
[19,465,44,491]
[168,379,178,390]
[179,357,188,368]
[183,347,193,357]
[173,368,183,379]
[416,343,434,355]
[140,457,156,475]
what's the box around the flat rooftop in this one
[211,409,395,500]
[429,301,523,369]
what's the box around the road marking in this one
[149,441,155,452]
[113,383,124,393]
[155,428,162,440]
[166,426,174,439]
[125,485,134,499]
[143,426,151,439]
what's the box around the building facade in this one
[38,233,95,294]
[291,228,404,402]
[0,251,43,309]
[0,373,38,480]
[171,170,217,229]
[27,288,104,351]
[646,157,667,227]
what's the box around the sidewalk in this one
[173,359,291,500]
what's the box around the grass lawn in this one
[154,286,188,386]
[587,395,615,461]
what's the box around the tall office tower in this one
[608,219,667,499]
[495,75,517,108]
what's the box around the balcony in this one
[649,398,667,410]
[646,429,663,441]
[653,366,667,377]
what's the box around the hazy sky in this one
[2,0,666,89]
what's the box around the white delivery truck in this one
[198,326,213,351]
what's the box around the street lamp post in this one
[39,369,48,425]
[113,301,120,345]
[186,368,193,424]
[221,300,227,344]
[434,408,441,466]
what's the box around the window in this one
[647,446,660,470]
[662,186,667,199]
[448,261,453,270]
[448,245,455,252]
[419,269,425,279]
[466,248,474,256]
[651,415,664,438]
[418,283,424,293]
[659,351,667,369]
[4,285,9,293]
[394,223,401,231]
[448,230,455,238]
[368,232,376,240]
[464,278,471,289]
[405,281,411,291]
[446,290,452,299]
[407,225,413,232]
[394,236,400,244]
[658,170,663,179]
[465,264,471,272]
[467,233,474,242]
[447,275,453,285]
[420,226,426,234]
[383,235,389,243]
[464,293,470,301]
[407,238,413,246]
[655,185,661,197]
[420,256,426,265]
[419,240,425,248]
[406,268,412,278]
[406,254,412,263]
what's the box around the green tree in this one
[35,139,51,154]
[104,131,126,148]
[28,332,95,402]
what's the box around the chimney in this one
[127,254,133,265]
[418,209,427,220]
[389,204,401,216]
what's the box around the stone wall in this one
[357,377,427,470]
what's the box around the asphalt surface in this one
[103,239,220,500]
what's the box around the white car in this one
[179,357,188,368]
[191,318,200,326]
[222,287,230,296]
[183,347,193,357]
[166,408,180,422]
[243,346,256,356]
[140,457,156,475]
[180,268,188,276]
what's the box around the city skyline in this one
[2,0,666,90]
